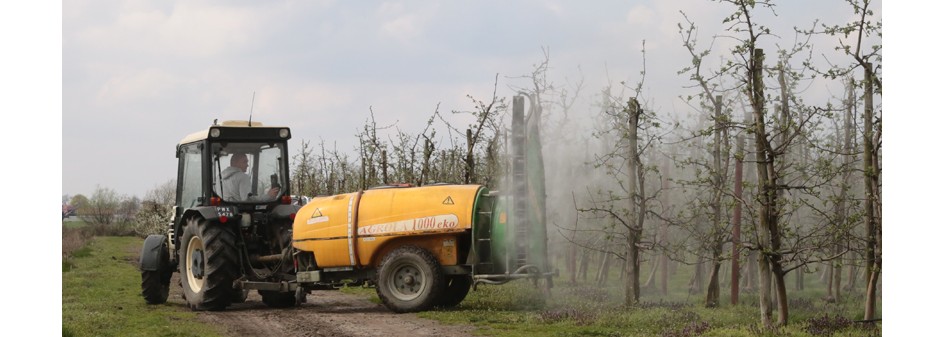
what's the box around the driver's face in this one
[235,156,249,172]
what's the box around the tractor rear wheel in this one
[376,245,445,313]
[435,275,471,308]
[179,219,239,311]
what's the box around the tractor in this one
[139,120,303,310]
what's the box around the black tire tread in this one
[435,275,471,308]
[200,224,239,309]
[179,221,239,311]
[141,269,170,304]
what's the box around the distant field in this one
[62,218,87,229]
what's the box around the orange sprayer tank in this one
[292,184,485,268]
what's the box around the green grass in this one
[62,236,225,337]
[62,237,880,337]
[62,219,89,229]
[63,246,93,272]
[415,269,881,337]
[339,284,382,304]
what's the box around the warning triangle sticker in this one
[442,196,455,205]
[311,208,323,218]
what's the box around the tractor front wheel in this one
[141,268,172,304]
[140,237,172,305]
[376,245,445,313]
[179,219,239,311]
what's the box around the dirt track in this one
[164,274,478,337]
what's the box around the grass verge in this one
[61,236,880,337]
[417,281,881,337]
[62,236,224,337]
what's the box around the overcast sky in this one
[61,0,883,199]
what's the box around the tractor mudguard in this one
[270,204,301,220]
[140,234,169,272]
[183,206,236,223]
[175,206,236,249]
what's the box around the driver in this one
[221,153,281,201]
[221,153,252,200]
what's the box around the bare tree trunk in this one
[757,250,773,327]
[567,237,577,285]
[706,95,725,308]
[745,250,757,291]
[830,78,857,303]
[486,135,498,188]
[624,98,644,306]
[706,242,723,307]
[339,162,348,193]
[863,62,881,321]
[465,129,474,184]
[368,153,376,188]
[381,150,388,184]
[826,262,836,302]
[596,249,612,286]
[660,163,671,296]
[420,138,433,186]
[327,170,336,195]
[832,260,843,300]
[795,268,804,291]
[691,260,705,295]
[625,233,641,305]
[750,48,782,328]
[660,239,669,296]
[822,261,837,303]
[721,262,730,288]
[743,122,757,295]
[731,135,745,305]
[846,257,858,291]
[619,251,627,281]
[772,262,789,326]
[360,150,367,190]
[579,248,590,282]
[771,56,790,328]
[643,252,659,289]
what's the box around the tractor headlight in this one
[210,128,221,138]
[279,128,289,138]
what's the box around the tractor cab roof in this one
[179,120,291,145]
